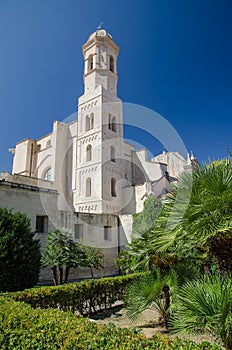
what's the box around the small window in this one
[111,178,116,197]
[88,54,93,72]
[35,215,48,233]
[110,146,116,162]
[108,114,116,131]
[86,115,90,131]
[109,56,114,73]
[112,116,116,132]
[75,224,84,240]
[86,177,91,197]
[43,168,51,181]
[86,144,92,162]
[90,113,94,129]
[36,145,41,152]
[104,226,112,241]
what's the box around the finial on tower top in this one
[97,21,103,30]
[190,151,195,160]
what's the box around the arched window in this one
[86,144,92,162]
[108,113,111,129]
[110,146,116,162]
[90,113,94,129]
[86,177,91,197]
[43,168,51,181]
[111,178,116,197]
[109,56,114,73]
[112,116,117,132]
[88,55,93,72]
[86,115,90,131]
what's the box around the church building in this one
[0,29,192,281]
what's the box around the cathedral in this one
[0,29,193,281]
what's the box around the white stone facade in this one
[1,29,191,282]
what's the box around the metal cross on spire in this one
[97,21,103,30]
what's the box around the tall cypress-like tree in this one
[0,208,41,292]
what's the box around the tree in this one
[121,159,232,342]
[170,273,232,350]
[132,196,162,238]
[115,249,137,275]
[81,245,104,278]
[0,208,41,292]
[152,160,232,273]
[124,268,178,328]
[41,229,86,285]
[116,196,162,273]
[42,230,104,284]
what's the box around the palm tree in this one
[124,269,178,328]
[115,197,163,273]
[169,273,232,349]
[124,159,232,335]
[42,229,86,285]
[152,160,232,273]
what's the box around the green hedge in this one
[10,273,145,315]
[0,297,220,350]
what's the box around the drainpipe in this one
[117,215,120,254]
[117,215,122,275]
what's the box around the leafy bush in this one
[0,207,41,292]
[0,297,220,349]
[124,269,178,328]
[10,273,146,315]
[170,273,232,349]
[42,230,104,285]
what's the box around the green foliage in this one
[132,196,162,237]
[152,160,232,273]
[0,296,220,349]
[170,273,232,350]
[115,249,137,274]
[0,207,41,292]
[42,230,104,284]
[41,229,87,285]
[10,273,146,315]
[124,269,178,327]
[116,197,163,273]
[81,245,104,277]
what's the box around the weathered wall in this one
[151,151,186,179]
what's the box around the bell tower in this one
[82,29,119,97]
[74,29,124,215]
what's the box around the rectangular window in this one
[104,226,112,241]
[75,224,84,240]
[35,215,48,233]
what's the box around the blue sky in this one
[0,0,231,171]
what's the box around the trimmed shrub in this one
[0,297,220,349]
[10,273,145,315]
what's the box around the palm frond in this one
[169,273,232,349]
